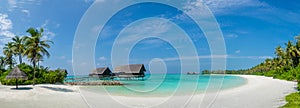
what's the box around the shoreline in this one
[203,75,297,108]
[79,75,297,108]
[0,75,297,108]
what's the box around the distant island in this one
[187,72,200,75]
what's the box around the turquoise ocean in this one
[78,74,247,97]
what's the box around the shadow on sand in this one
[10,87,33,90]
[40,86,74,92]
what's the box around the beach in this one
[0,84,89,108]
[0,75,297,108]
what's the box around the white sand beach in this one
[0,75,297,108]
[0,84,89,108]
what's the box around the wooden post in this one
[16,78,18,89]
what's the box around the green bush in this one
[43,69,67,84]
[261,65,300,81]
[281,92,300,108]
[263,70,276,77]
[252,72,264,76]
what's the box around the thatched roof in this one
[90,67,111,75]
[6,67,28,80]
[59,69,67,73]
[113,64,146,73]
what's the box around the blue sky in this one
[0,0,300,75]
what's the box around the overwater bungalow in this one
[89,67,112,78]
[113,64,146,80]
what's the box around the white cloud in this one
[40,20,56,40]
[0,31,15,38]
[235,50,241,54]
[189,0,300,26]
[0,13,15,55]
[116,19,171,44]
[0,14,13,31]
[99,56,106,61]
[92,24,103,33]
[258,56,272,59]
[7,0,42,11]
[164,55,228,61]
[125,19,170,35]
[84,0,105,3]
[21,9,30,17]
[96,63,100,66]
[8,0,17,9]
[43,30,55,40]
[0,13,15,45]
[163,55,272,61]
[228,55,273,59]
[227,34,238,38]
[196,0,267,14]
[41,20,49,27]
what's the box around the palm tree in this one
[285,41,300,67]
[275,46,284,59]
[3,42,15,69]
[0,56,6,70]
[24,27,53,85]
[275,46,288,68]
[11,36,27,64]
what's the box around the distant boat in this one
[187,72,200,75]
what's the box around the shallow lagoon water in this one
[81,74,247,97]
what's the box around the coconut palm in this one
[0,56,6,70]
[285,41,300,67]
[24,27,53,85]
[274,46,288,68]
[3,42,15,69]
[11,36,27,64]
[275,46,284,59]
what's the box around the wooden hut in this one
[113,64,146,80]
[89,67,112,78]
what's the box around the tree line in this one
[203,34,300,107]
[203,35,300,88]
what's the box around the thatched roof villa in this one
[89,67,112,78]
[113,64,146,80]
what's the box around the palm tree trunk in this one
[37,61,40,74]
[19,53,22,64]
[16,78,18,89]
[9,57,13,69]
[33,61,36,86]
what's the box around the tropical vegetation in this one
[203,34,300,108]
[0,27,67,85]
[281,92,300,108]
